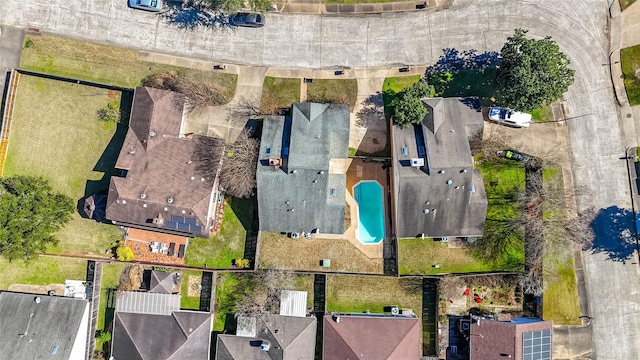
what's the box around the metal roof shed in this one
[279,290,308,317]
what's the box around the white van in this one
[488,107,532,128]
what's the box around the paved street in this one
[2,0,640,358]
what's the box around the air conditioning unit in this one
[390,306,399,315]
[268,158,282,167]
[440,237,449,242]
[290,232,300,239]
[410,158,424,167]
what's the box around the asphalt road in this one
[1,0,640,358]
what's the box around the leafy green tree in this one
[496,28,575,111]
[96,330,111,342]
[392,81,434,128]
[0,176,74,261]
[116,246,135,262]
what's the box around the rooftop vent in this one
[446,179,453,185]
[402,147,408,156]
[423,209,429,214]
[201,178,205,182]
[268,158,281,167]
[319,170,325,175]
[167,197,174,204]
[50,345,58,355]
[140,193,146,199]
[191,176,195,180]
[142,204,147,208]
[470,184,476,193]
[149,131,156,137]
[122,200,127,204]
[163,207,168,211]
[181,210,186,214]
[34,296,42,304]
[410,158,424,167]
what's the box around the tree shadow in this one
[79,90,133,219]
[160,0,235,31]
[589,206,637,262]
[426,48,500,75]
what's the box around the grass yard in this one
[295,274,315,310]
[4,75,123,255]
[258,232,384,273]
[0,256,87,290]
[543,259,581,325]
[20,34,236,93]
[185,197,253,268]
[398,239,494,275]
[306,79,358,110]
[261,77,300,112]
[326,275,422,316]
[181,270,203,310]
[382,75,421,120]
[214,272,241,332]
[620,0,637,11]
[530,105,554,122]
[428,68,499,106]
[475,159,526,269]
[621,44,640,106]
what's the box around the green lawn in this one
[428,68,499,106]
[543,259,581,325]
[214,272,241,332]
[20,34,236,92]
[181,270,203,310]
[620,0,637,11]
[97,263,127,331]
[0,256,87,289]
[621,44,640,106]
[382,75,422,119]
[4,75,123,255]
[475,159,526,269]
[261,77,300,113]
[530,105,554,122]
[398,239,494,275]
[306,79,358,110]
[184,197,252,268]
[326,275,422,316]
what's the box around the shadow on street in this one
[589,206,637,262]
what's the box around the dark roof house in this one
[257,103,350,234]
[106,87,225,237]
[111,291,212,360]
[467,317,553,360]
[0,292,90,360]
[144,270,178,294]
[323,314,421,360]
[216,314,317,360]
[391,97,488,239]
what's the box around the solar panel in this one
[522,329,551,360]
[184,217,197,226]
[164,221,178,229]
[171,215,185,223]
[177,223,190,231]
[418,146,426,157]
[191,225,202,233]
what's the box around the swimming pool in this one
[353,181,385,244]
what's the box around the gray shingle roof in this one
[149,271,175,294]
[106,87,225,237]
[216,315,316,360]
[392,98,487,238]
[0,292,89,360]
[257,103,350,234]
[111,310,212,360]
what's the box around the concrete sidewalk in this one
[274,0,452,15]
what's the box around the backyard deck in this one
[124,228,189,265]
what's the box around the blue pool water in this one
[353,181,385,244]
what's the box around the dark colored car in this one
[129,0,162,12]
[230,13,265,28]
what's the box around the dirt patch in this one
[188,275,202,297]
[118,264,144,291]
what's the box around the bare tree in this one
[141,72,230,111]
[227,97,262,123]
[193,136,226,182]
[219,129,260,198]
[234,269,297,321]
[520,268,544,296]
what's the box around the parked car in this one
[497,150,530,162]
[488,106,532,128]
[230,13,265,28]
[129,0,162,12]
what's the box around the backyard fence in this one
[0,69,20,176]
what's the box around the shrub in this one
[96,330,111,343]
[116,246,135,262]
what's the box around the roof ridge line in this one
[114,313,145,360]
[167,313,211,359]
[388,318,420,358]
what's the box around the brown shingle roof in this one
[323,315,421,360]
[469,318,553,359]
[106,87,224,237]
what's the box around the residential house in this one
[0,292,90,360]
[143,270,180,294]
[215,314,317,360]
[110,291,212,360]
[257,103,350,235]
[455,316,553,360]
[106,86,225,238]
[323,313,421,360]
[390,97,488,239]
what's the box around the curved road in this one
[2,0,640,358]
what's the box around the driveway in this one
[1,0,639,358]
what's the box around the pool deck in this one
[316,158,389,259]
